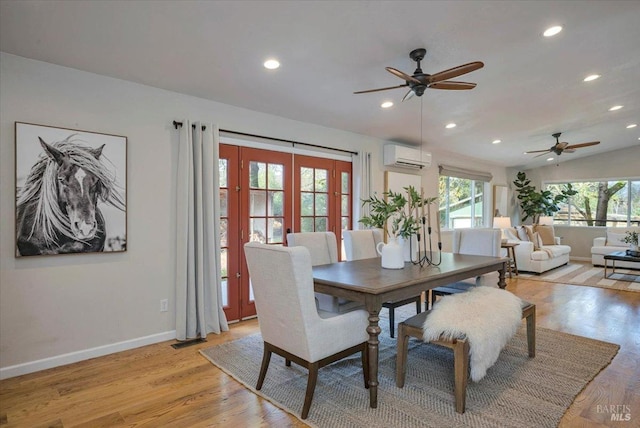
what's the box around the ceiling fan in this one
[525,132,601,158]
[354,48,484,101]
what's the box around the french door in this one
[219,144,351,321]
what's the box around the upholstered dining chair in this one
[342,229,423,338]
[244,242,370,420]
[428,228,503,309]
[287,231,362,313]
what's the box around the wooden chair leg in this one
[301,362,319,419]
[395,323,410,388]
[453,338,470,414]
[389,307,395,338]
[361,344,370,389]
[256,344,272,390]
[526,307,536,358]
[415,295,421,313]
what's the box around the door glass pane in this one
[219,159,228,187]
[315,217,327,231]
[315,169,328,191]
[268,218,284,244]
[268,164,284,190]
[250,218,266,243]
[268,191,284,216]
[315,194,328,215]
[220,189,228,217]
[341,172,349,194]
[342,216,349,230]
[301,167,313,191]
[250,161,266,189]
[221,248,228,306]
[301,217,314,232]
[220,219,228,247]
[341,195,349,216]
[249,190,266,216]
[301,192,314,215]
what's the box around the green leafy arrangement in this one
[359,185,437,239]
[513,171,577,223]
[622,230,639,246]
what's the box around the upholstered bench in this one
[396,300,536,413]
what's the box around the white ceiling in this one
[1,1,639,168]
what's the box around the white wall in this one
[0,53,508,377]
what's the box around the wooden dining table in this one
[312,252,507,408]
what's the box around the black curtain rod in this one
[172,120,357,156]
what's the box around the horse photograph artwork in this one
[15,122,127,257]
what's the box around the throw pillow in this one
[532,232,543,250]
[535,224,556,246]
[523,225,536,242]
[606,231,627,247]
[516,226,529,241]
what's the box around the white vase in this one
[376,236,405,269]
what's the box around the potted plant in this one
[513,171,577,224]
[622,230,639,253]
[359,186,436,267]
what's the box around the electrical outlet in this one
[160,299,168,312]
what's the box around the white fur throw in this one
[422,287,522,382]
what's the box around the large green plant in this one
[513,171,577,223]
[359,186,437,239]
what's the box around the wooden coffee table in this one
[603,251,640,279]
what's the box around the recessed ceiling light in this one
[445,123,457,129]
[543,25,563,37]
[609,105,623,111]
[583,74,600,82]
[263,59,280,70]
[627,124,638,129]
[492,139,502,144]
[381,101,393,109]
[547,157,554,161]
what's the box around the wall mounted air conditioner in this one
[383,144,432,169]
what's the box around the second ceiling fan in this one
[525,132,601,158]
[354,48,484,101]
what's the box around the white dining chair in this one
[342,229,423,338]
[244,242,370,419]
[428,228,503,308]
[287,231,362,313]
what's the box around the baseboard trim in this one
[570,256,591,262]
[0,330,176,380]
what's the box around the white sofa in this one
[503,226,571,274]
[591,227,640,269]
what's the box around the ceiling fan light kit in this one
[354,48,484,101]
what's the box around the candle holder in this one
[409,201,442,267]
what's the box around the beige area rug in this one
[200,306,619,428]
[519,262,640,292]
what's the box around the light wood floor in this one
[1,278,639,427]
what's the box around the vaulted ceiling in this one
[1,1,639,168]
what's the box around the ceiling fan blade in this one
[565,141,600,149]
[534,151,552,158]
[428,61,484,84]
[385,67,422,84]
[563,149,576,153]
[353,83,409,94]
[556,142,569,150]
[525,149,551,154]
[428,81,476,90]
[402,89,415,102]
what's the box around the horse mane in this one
[16,134,125,246]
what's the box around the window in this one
[544,179,640,227]
[438,165,492,229]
